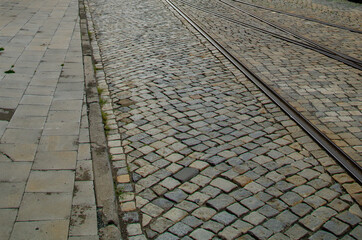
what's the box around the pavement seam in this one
[78,0,122,238]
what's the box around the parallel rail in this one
[220,0,362,67]
[165,0,362,184]
[175,0,362,70]
[233,0,362,34]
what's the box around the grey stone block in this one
[20,95,52,105]
[309,230,337,240]
[17,192,72,221]
[1,129,41,144]
[168,222,192,237]
[69,205,98,236]
[212,211,237,225]
[323,218,350,236]
[173,167,199,182]
[0,162,32,182]
[73,181,96,205]
[164,189,188,203]
[10,220,69,240]
[249,226,273,240]
[336,211,361,226]
[207,194,235,211]
[38,135,78,151]
[0,209,17,240]
[26,170,74,193]
[43,122,80,136]
[0,143,37,161]
[0,182,26,208]
[33,151,77,170]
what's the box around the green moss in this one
[97,87,104,95]
[4,69,15,74]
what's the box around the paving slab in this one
[0,0,100,239]
[0,209,17,239]
[10,220,69,240]
[17,192,72,221]
[0,182,26,208]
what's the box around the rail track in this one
[174,0,362,70]
[165,0,362,184]
[232,0,362,34]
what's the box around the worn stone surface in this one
[84,0,362,238]
[174,167,199,182]
[0,0,100,238]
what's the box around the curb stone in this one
[78,0,122,238]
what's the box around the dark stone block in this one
[173,167,199,182]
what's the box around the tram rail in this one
[165,0,362,184]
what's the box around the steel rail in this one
[175,0,362,70]
[233,0,362,34]
[165,0,362,184]
[220,0,362,66]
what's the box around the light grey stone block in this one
[32,151,77,170]
[0,182,26,208]
[26,170,74,193]
[10,220,69,240]
[17,192,72,221]
[0,209,17,239]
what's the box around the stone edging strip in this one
[78,0,122,238]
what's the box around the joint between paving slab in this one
[78,0,122,238]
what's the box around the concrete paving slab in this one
[47,110,82,123]
[43,122,80,136]
[1,128,42,144]
[38,135,78,151]
[29,78,59,87]
[26,170,75,193]
[0,162,32,182]
[68,236,99,240]
[20,95,53,105]
[0,97,20,109]
[69,205,98,236]
[0,88,24,98]
[72,181,96,206]
[32,151,77,170]
[56,82,84,91]
[0,143,38,161]
[12,105,50,117]
[24,86,55,96]
[77,143,91,160]
[54,90,84,100]
[0,182,26,208]
[10,220,69,240]
[7,116,46,129]
[51,100,83,111]
[0,121,7,138]
[17,192,72,221]
[0,209,17,240]
[75,160,94,181]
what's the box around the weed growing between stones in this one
[4,65,15,74]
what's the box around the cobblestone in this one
[212,211,237,225]
[336,211,361,226]
[323,218,350,236]
[85,0,362,238]
[285,224,308,239]
[168,222,193,237]
[249,226,273,240]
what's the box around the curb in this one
[78,0,122,238]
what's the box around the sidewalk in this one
[0,0,99,239]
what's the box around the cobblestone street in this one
[174,0,362,164]
[86,0,362,239]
